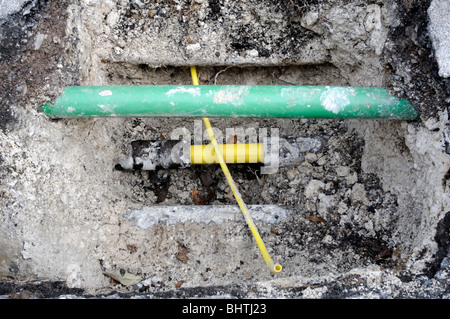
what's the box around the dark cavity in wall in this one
[425,211,450,278]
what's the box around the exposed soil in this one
[0,0,79,131]
[382,0,450,120]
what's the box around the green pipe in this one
[41,85,419,120]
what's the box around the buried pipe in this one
[115,136,324,171]
[189,66,283,274]
[41,85,420,120]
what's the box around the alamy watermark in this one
[169,120,281,174]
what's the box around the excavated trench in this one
[0,0,449,298]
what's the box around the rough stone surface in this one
[0,0,449,299]
[428,0,450,78]
[0,0,29,21]
[79,0,391,87]
[382,0,449,120]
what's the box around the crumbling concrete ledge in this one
[126,205,291,229]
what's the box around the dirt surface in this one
[382,0,449,120]
[0,0,449,299]
[0,0,79,131]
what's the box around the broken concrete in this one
[126,204,291,228]
[79,0,392,87]
[428,0,450,78]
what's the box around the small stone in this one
[241,14,252,24]
[317,193,335,215]
[301,11,319,28]
[286,170,298,181]
[60,193,68,204]
[186,33,199,44]
[346,172,358,186]
[199,172,215,187]
[338,201,348,214]
[246,49,259,58]
[364,220,374,231]
[186,43,201,54]
[317,156,327,166]
[33,33,47,50]
[322,235,333,244]
[305,180,325,198]
[271,226,282,235]
[106,11,120,27]
[336,165,350,177]
[131,0,145,9]
[305,153,317,163]
[113,46,123,55]
[350,183,369,205]
[84,0,99,6]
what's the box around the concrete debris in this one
[125,205,291,229]
[0,0,29,21]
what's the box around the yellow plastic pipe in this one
[190,66,282,274]
[190,143,264,164]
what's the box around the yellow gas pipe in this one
[190,66,282,274]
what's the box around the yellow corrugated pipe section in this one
[190,143,264,164]
[190,66,282,274]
